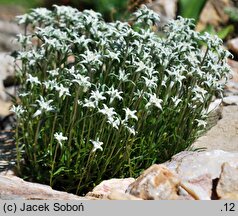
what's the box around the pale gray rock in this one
[0,171,87,200]
[216,162,238,200]
[164,150,238,200]
[196,0,230,31]
[147,0,178,25]
[227,37,238,56]
[223,95,238,105]
[165,150,238,180]
[126,164,180,200]
[85,178,135,200]
[0,20,21,52]
[192,106,238,152]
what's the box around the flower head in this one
[10,105,25,117]
[98,104,117,121]
[54,132,68,147]
[146,93,163,110]
[90,138,103,152]
[33,96,54,117]
[123,108,138,122]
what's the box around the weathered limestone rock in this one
[147,0,178,25]
[226,59,238,96]
[180,174,213,200]
[163,150,238,200]
[216,162,238,200]
[108,190,143,200]
[0,20,21,52]
[0,171,86,200]
[227,38,238,56]
[196,0,230,31]
[85,178,135,200]
[223,95,238,105]
[126,164,180,200]
[165,150,238,180]
[192,106,238,152]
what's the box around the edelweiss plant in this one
[12,5,231,194]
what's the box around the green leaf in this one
[179,0,207,22]
[217,25,234,39]
[53,167,66,176]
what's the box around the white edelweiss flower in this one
[144,67,158,78]
[118,69,130,82]
[33,96,54,117]
[107,117,120,130]
[136,60,147,72]
[19,92,30,97]
[106,86,123,104]
[66,66,76,75]
[43,37,61,49]
[54,132,68,147]
[123,108,138,122]
[80,50,101,65]
[55,84,71,98]
[98,104,117,120]
[83,98,96,109]
[193,86,207,97]
[26,74,41,86]
[43,79,57,90]
[146,93,163,110]
[10,105,25,117]
[106,50,120,62]
[171,96,182,107]
[74,35,92,47]
[90,90,106,106]
[142,76,158,89]
[90,138,103,152]
[72,73,91,92]
[47,68,59,77]
[195,119,207,128]
[124,124,136,136]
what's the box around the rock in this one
[0,172,87,200]
[228,59,238,83]
[206,99,223,131]
[0,5,25,21]
[223,95,238,105]
[0,101,11,117]
[227,37,238,55]
[192,106,238,152]
[216,162,238,200]
[108,190,143,200]
[196,0,231,31]
[126,164,180,200]
[0,20,22,52]
[225,59,238,96]
[0,53,16,102]
[164,150,238,200]
[180,174,213,200]
[85,178,135,200]
[165,150,238,180]
[147,0,178,25]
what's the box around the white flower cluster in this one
[15,5,231,154]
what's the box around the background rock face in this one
[147,0,178,25]
[196,0,230,31]
[192,106,238,152]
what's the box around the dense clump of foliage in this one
[12,5,230,194]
